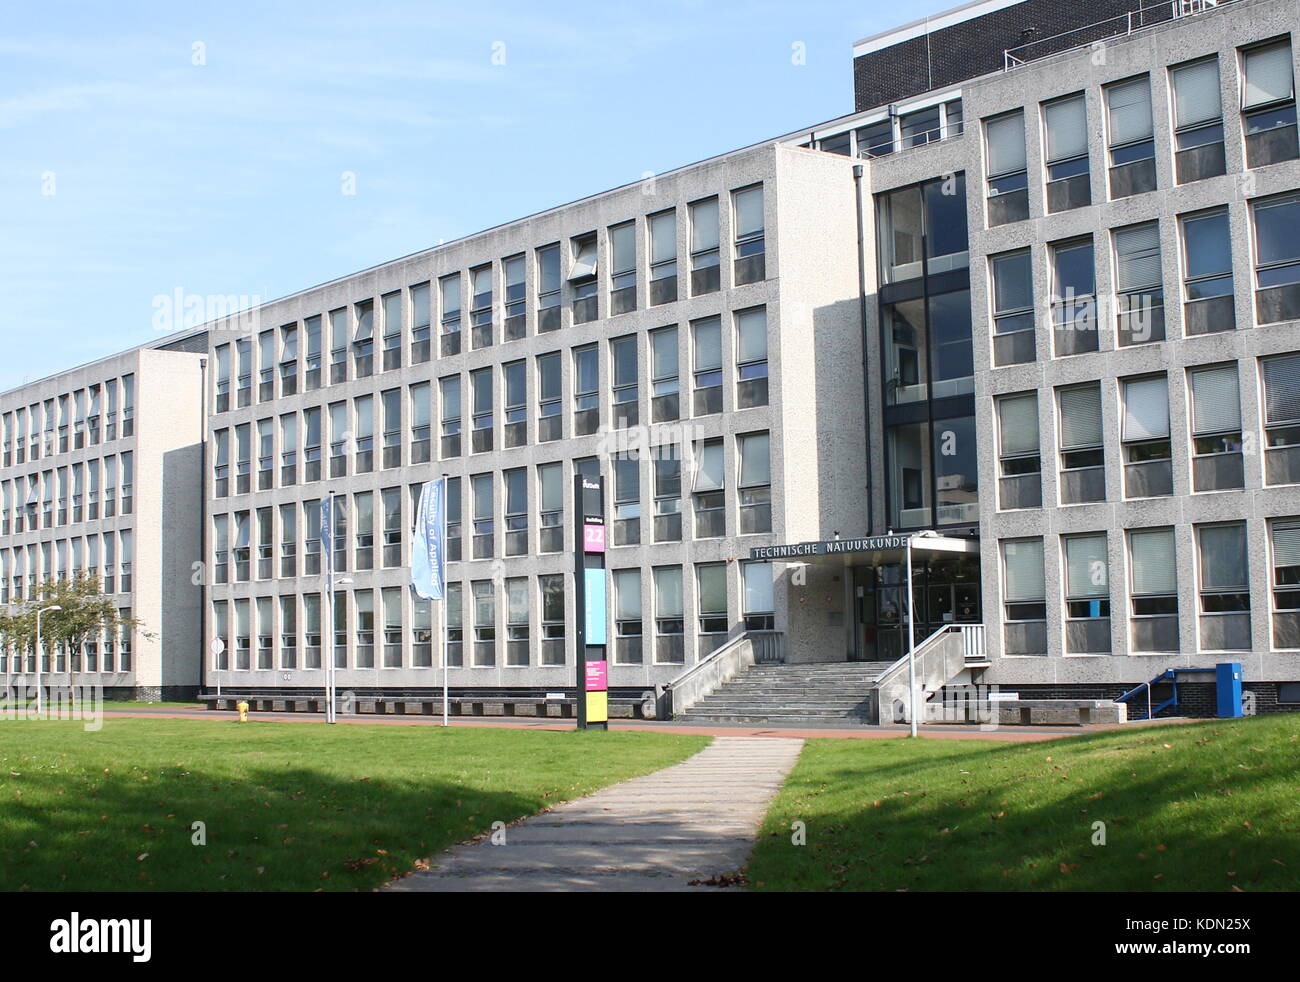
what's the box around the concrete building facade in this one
[0,336,207,699]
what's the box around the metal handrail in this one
[660,633,750,695]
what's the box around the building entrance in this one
[850,553,981,663]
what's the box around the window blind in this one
[1190,364,1241,435]
[1106,77,1154,145]
[1130,528,1176,595]
[734,187,764,238]
[998,393,1039,456]
[1044,95,1088,162]
[1066,534,1109,598]
[1243,41,1295,109]
[736,309,768,362]
[1272,518,1300,570]
[1123,377,1170,441]
[1059,384,1103,449]
[1115,223,1162,293]
[612,570,641,621]
[650,211,676,264]
[1002,539,1045,602]
[693,441,725,492]
[691,198,720,253]
[698,564,726,614]
[1172,58,1222,128]
[739,432,771,487]
[694,320,722,371]
[1263,353,1300,426]
[985,111,1027,176]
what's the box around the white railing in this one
[960,623,988,663]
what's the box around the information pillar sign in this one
[574,474,608,730]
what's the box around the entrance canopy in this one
[749,531,979,567]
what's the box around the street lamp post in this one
[324,574,353,724]
[35,605,63,716]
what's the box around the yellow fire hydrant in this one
[237,700,249,722]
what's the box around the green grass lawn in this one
[748,715,1300,892]
[0,718,708,891]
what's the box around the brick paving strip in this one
[383,736,804,893]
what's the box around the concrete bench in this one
[996,699,1127,726]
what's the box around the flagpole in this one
[324,492,336,725]
[441,473,449,728]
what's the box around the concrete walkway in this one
[384,736,804,892]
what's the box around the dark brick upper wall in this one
[853,0,1198,112]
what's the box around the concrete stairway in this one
[677,661,894,726]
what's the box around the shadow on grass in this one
[749,718,1300,892]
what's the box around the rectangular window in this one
[381,292,403,371]
[444,582,463,666]
[613,568,643,664]
[280,324,299,396]
[503,255,526,341]
[440,273,462,357]
[611,336,638,429]
[1051,238,1098,356]
[573,345,599,436]
[650,327,679,423]
[985,110,1028,226]
[1198,522,1250,616]
[536,244,561,332]
[997,393,1041,510]
[305,316,322,390]
[735,308,768,409]
[1241,38,1298,168]
[1063,532,1111,653]
[354,394,374,474]
[235,424,251,494]
[234,599,251,669]
[991,250,1035,365]
[505,577,529,667]
[1129,527,1179,652]
[689,197,721,295]
[1189,363,1244,492]
[410,282,431,363]
[304,407,322,482]
[331,496,349,574]
[738,432,772,535]
[692,439,724,539]
[900,105,941,149]
[1269,517,1300,648]
[303,499,321,576]
[1252,192,1300,323]
[354,491,374,571]
[692,316,723,416]
[1050,384,1102,507]
[473,580,496,666]
[213,429,230,498]
[1043,93,1090,212]
[446,477,462,562]
[236,339,253,406]
[570,233,598,324]
[1106,76,1156,197]
[232,511,251,582]
[380,389,402,469]
[539,574,565,665]
[504,467,528,557]
[1122,376,1172,499]
[1171,57,1226,182]
[537,352,562,442]
[500,360,527,449]
[379,586,402,668]
[1264,352,1300,486]
[733,185,765,285]
[353,300,375,378]
[538,462,563,554]
[470,368,493,453]
[1113,222,1165,345]
[279,502,297,578]
[648,210,677,305]
[742,561,774,631]
[696,562,728,641]
[470,265,493,349]
[653,445,682,543]
[610,222,637,315]
[328,309,348,384]
[1180,209,1235,335]
[256,418,274,491]
[328,403,347,478]
[857,117,893,158]
[611,455,640,547]
[472,473,494,560]
[652,566,685,664]
[215,344,231,412]
[354,589,375,668]
[258,330,276,402]
[1001,539,1046,654]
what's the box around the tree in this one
[0,573,148,678]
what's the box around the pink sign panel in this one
[585,660,608,692]
[583,523,606,553]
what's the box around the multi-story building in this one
[0,333,207,699]
[11,0,1300,718]
[203,144,868,709]
[768,0,1300,715]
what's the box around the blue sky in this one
[0,0,951,392]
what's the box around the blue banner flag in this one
[412,479,446,600]
[320,496,333,579]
